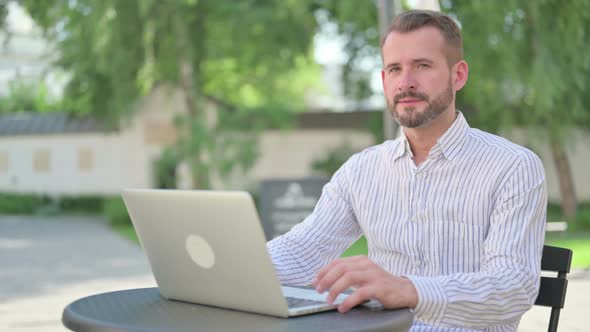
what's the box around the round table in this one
[62,287,414,332]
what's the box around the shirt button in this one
[411,216,417,222]
[415,260,422,267]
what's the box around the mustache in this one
[394,91,429,104]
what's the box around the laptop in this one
[121,189,351,317]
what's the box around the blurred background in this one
[0,0,589,331]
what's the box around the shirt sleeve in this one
[266,156,363,286]
[407,152,547,328]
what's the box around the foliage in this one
[548,201,590,231]
[341,236,367,257]
[444,1,590,135]
[152,147,180,189]
[366,111,385,143]
[0,81,62,113]
[103,197,132,227]
[545,232,590,269]
[20,0,324,189]
[346,233,590,268]
[311,0,415,102]
[0,193,103,214]
[0,2,7,24]
[311,112,382,177]
[547,202,563,221]
[310,1,590,221]
[311,143,357,176]
[0,193,50,214]
[315,1,590,136]
[567,207,590,231]
[111,224,140,244]
[445,0,590,219]
[59,195,104,213]
[313,2,380,101]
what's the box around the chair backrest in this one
[534,245,573,332]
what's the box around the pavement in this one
[0,215,155,332]
[0,215,587,331]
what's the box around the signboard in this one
[259,177,329,240]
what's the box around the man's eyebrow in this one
[412,58,434,64]
[384,58,435,69]
[384,63,400,70]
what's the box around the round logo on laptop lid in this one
[185,234,215,269]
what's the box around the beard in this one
[388,80,454,128]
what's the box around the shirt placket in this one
[408,159,425,275]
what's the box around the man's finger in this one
[338,286,375,313]
[313,256,373,292]
[326,270,364,304]
[315,261,348,293]
[313,258,344,288]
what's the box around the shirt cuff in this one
[406,275,448,324]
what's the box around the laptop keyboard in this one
[286,297,327,308]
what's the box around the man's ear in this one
[453,60,469,92]
[381,70,386,90]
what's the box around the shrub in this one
[569,206,590,231]
[153,147,180,189]
[103,197,132,226]
[59,196,103,213]
[547,202,562,221]
[0,193,50,214]
[311,143,357,177]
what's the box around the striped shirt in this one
[267,112,547,332]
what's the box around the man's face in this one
[381,27,457,129]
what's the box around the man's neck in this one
[404,109,457,165]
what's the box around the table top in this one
[62,287,413,332]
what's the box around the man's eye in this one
[418,63,429,69]
[389,67,400,73]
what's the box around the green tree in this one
[312,1,412,102]
[446,0,590,218]
[0,81,62,113]
[308,1,590,220]
[20,0,322,189]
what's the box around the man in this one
[267,9,546,332]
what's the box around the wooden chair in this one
[534,245,573,332]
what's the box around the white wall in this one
[0,130,155,196]
[209,129,376,190]
[509,128,590,202]
[2,97,589,203]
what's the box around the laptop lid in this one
[122,189,342,317]
[122,189,356,317]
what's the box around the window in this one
[143,120,178,145]
[0,151,8,173]
[33,148,51,173]
[78,147,94,172]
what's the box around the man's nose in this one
[397,71,417,91]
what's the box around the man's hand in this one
[312,256,419,313]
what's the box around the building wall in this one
[0,127,374,196]
[0,132,148,195]
[209,129,375,190]
[0,105,166,195]
[1,81,589,202]
[1,123,590,202]
[509,129,590,202]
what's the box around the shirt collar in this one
[391,111,470,163]
[435,111,470,163]
[392,130,410,161]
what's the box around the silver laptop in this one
[121,189,351,317]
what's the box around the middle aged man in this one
[266,10,546,332]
